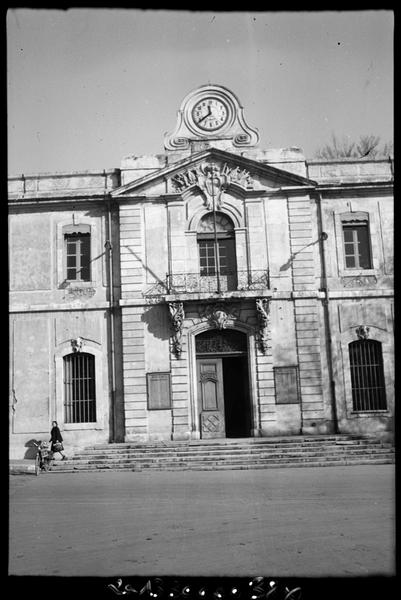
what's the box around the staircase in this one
[49,434,395,473]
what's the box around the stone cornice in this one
[8,192,110,208]
[9,301,111,313]
[315,182,393,195]
[10,286,393,313]
[114,288,394,308]
[111,147,316,198]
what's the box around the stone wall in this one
[9,310,112,459]
[8,150,394,453]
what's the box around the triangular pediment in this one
[111,147,316,199]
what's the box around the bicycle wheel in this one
[34,454,41,476]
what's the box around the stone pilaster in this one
[121,305,147,441]
[293,299,326,433]
[170,330,191,440]
[119,205,144,299]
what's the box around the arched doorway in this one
[195,329,252,439]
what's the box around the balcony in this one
[144,270,270,299]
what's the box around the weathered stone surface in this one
[8,86,393,457]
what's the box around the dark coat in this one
[50,426,63,444]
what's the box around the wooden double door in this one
[196,355,251,439]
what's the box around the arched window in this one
[197,212,237,290]
[349,340,386,411]
[63,352,96,423]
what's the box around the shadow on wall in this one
[346,415,394,439]
[279,237,320,272]
[141,305,171,341]
[23,439,43,459]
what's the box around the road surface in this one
[9,464,395,577]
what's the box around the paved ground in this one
[9,464,395,577]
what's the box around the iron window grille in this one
[349,340,387,411]
[63,352,97,423]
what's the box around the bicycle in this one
[32,441,54,475]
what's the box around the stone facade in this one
[9,85,394,458]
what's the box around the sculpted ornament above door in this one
[170,160,254,209]
[199,303,240,330]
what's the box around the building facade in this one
[9,85,394,458]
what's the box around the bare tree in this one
[356,135,381,157]
[315,133,393,159]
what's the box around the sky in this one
[7,9,393,176]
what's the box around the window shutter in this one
[274,366,300,404]
[147,373,171,410]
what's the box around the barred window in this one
[64,352,96,423]
[349,340,387,411]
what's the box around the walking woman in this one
[49,421,67,460]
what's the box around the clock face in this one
[191,97,229,131]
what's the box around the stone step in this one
[85,435,377,451]
[75,443,392,456]
[66,443,393,462]
[51,449,395,469]
[48,455,395,474]
[64,446,394,465]
[73,440,390,457]
[47,434,394,474]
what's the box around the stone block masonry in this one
[293,299,325,428]
[170,337,191,441]
[119,206,144,299]
[121,306,148,441]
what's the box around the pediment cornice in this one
[111,147,317,200]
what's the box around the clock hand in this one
[197,107,212,124]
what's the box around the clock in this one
[191,97,229,131]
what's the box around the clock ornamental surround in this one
[164,84,260,150]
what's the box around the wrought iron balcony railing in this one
[144,270,270,296]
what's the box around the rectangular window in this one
[147,373,171,410]
[217,238,236,274]
[274,366,300,404]
[199,240,216,276]
[65,233,91,281]
[199,239,236,276]
[64,353,96,423]
[343,223,372,269]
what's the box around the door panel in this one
[197,358,225,438]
